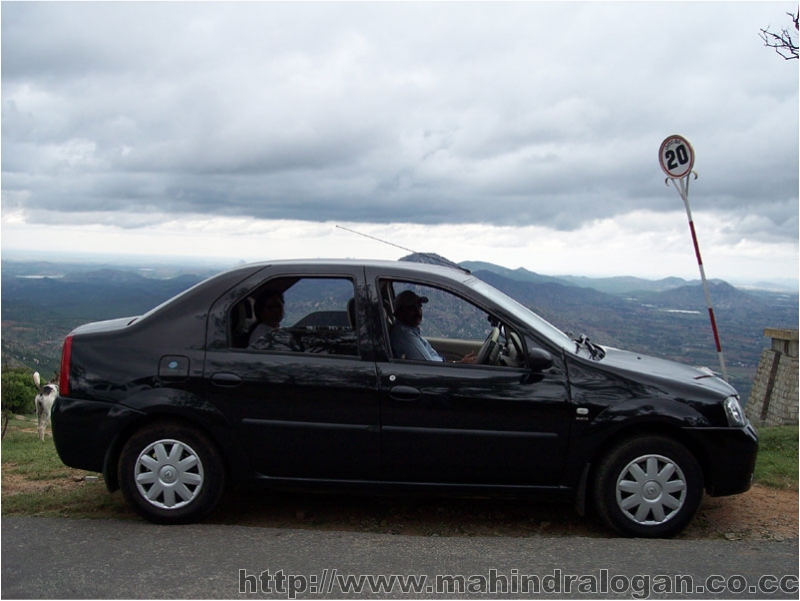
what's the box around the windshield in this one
[467,278,574,349]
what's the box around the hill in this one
[459,261,570,286]
[634,280,766,312]
[556,274,700,295]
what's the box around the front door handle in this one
[211,372,242,387]
[390,385,421,402]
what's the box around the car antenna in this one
[335,225,470,273]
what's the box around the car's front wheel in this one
[118,421,225,524]
[593,436,703,538]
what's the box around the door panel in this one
[207,352,379,479]
[205,267,380,481]
[365,268,572,487]
[378,357,570,486]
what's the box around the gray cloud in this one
[2,2,797,242]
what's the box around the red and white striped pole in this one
[659,135,729,383]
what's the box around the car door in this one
[368,271,572,486]
[204,265,380,481]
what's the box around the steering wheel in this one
[475,327,501,365]
[503,331,524,366]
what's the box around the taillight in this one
[59,335,73,396]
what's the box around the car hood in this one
[598,346,738,398]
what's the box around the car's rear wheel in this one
[593,436,703,538]
[118,422,225,524]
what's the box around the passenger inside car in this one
[233,277,360,356]
[248,291,285,347]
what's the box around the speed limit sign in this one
[659,135,694,179]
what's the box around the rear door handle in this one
[211,373,242,387]
[390,385,421,402]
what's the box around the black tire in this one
[593,436,703,538]
[118,421,225,524]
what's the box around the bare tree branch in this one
[759,7,799,60]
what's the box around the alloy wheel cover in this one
[134,438,205,509]
[615,453,687,526]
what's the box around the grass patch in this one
[2,425,69,475]
[1,484,131,518]
[754,425,798,489]
[1,416,133,519]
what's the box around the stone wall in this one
[745,328,798,427]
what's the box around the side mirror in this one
[528,348,554,372]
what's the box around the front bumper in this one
[685,422,758,497]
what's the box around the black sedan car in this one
[51,259,757,537]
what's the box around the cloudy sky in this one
[2,2,798,284]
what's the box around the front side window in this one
[230,276,359,356]
[381,280,526,367]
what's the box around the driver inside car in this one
[390,290,476,363]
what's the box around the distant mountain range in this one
[458,259,796,295]
[403,253,793,313]
[2,266,203,322]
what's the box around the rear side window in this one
[230,276,359,356]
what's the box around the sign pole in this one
[659,135,729,383]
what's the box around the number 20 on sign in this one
[659,135,694,179]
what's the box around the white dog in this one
[33,372,58,442]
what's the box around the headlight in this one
[724,396,746,427]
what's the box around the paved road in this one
[2,517,797,599]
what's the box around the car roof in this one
[233,258,474,280]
